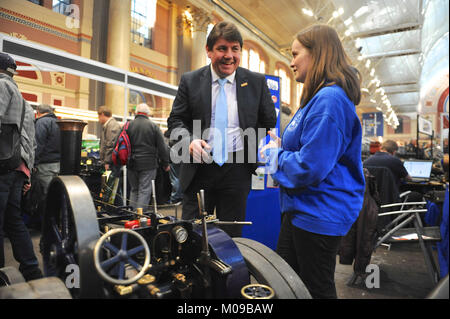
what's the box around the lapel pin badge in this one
[241,82,248,87]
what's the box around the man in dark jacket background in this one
[127,103,169,210]
[363,139,411,188]
[34,104,61,205]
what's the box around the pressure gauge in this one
[172,226,188,244]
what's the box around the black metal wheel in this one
[233,237,311,299]
[41,175,102,298]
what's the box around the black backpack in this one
[0,99,26,172]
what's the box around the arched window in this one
[241,41,267,74]
[206,23,214,65]
[248,49,260,72]
[52,0,72,15]
[275,65,292,105]
[28,0,42,5]
[241,49,249,69]
[259,60,265,74]
[131,0,157,49]
[296,83,304,108]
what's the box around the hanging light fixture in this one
[302,8,314,17]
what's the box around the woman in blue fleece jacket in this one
[262,25,365,299]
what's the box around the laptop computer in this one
[403,160,433,182]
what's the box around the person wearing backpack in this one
[126,103,170,211]
[0,52,43,281]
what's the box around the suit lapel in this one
[236,67,248,129]
[200,66,212,129]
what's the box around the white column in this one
[105,0,131,116]
[190,7,212,70]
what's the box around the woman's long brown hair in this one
[296,24,362,108]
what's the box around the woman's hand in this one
[259,130,281,159]
[267,130,281,147]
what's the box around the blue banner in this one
[265,74,281,121]
[362,112,383,137]
[257,75,280,162]
[243,75,281,250]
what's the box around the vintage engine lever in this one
[197,190,210,258]
[151,180,158,215]
[197,189,213,297]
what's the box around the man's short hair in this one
[37,104,54,114]
[206,21,243,51]
[382,140,399,154]
[136,103,151,115]
[97,106,112,117]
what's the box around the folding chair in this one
[363,166,401,233]
[374,190,441,285]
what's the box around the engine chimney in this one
[57,119,87,175]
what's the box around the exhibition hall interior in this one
[0,0,448,301]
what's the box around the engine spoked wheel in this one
[94,228,151,286]
[241,284,275,299]
[233,237,311,299]
[41,176,102,298]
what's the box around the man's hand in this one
[189,139,212,163]
[104,163,110,171]
[23,182,31,194]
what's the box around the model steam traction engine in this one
[35,175,309,299]
[0,120,310,299]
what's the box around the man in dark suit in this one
[167,21,276,237]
